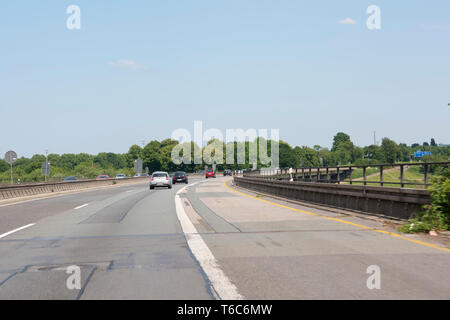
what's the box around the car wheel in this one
[168,185,172,189]
[150,186,154,190]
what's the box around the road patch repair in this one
[175,181,243,300]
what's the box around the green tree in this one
[143,140,162,173]
[381,138,400,164]
[278,141,297,168]
[430,138,437,147]
[331,132,352,152]
[0,160,8,173]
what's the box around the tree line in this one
[1,133,448,183]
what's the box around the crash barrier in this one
[0,177,149,201]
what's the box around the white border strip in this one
[175,182,243,300]
[0,223,35,239]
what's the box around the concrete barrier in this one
[234,176,432,220]
[0,177,149,201]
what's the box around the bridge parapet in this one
[244,162,449,188]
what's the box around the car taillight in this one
[151,177,154,181]
[166,176,169,180]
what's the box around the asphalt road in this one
[0,177,449,299]
[0,179,213,299]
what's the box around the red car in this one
[205,168,216,178]
[96,175,110,180]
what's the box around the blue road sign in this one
[414,151,431,158]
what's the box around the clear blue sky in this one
[1,1,449,157]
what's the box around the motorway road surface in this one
[0,177,449,299]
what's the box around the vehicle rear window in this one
[174,172,185,176]
[153,173,167,177]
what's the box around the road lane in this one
[0,178,214,299]
[0,183,148,235]
[182,177,450,299]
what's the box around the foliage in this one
[1,132,449,184]
[399,168,450,233]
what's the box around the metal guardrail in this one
[244,162,450,188]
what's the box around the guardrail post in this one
[363,166,367,186]
[326,167,329,183]
[309,168,312,182]
[424,164,429,186]
[337,167,340,184]
[317,168,320,182]
[380,165,384,187]
[302,168,305,181]
[349,166,352,185]
[400,164,404,188]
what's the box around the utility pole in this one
[373,131,377,146]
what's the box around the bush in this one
[399,168,450,233]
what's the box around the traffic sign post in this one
[134,159,143,174]
[4,151,18,185]
[42,162,50,178]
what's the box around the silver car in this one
[150,171,172,189]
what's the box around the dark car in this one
[62,176,77,181]
[223,169,232,176]
[172,171,188,184]
[96,175,110,180]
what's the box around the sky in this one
[1,1,449,157]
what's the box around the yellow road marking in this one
[224,181,450,253]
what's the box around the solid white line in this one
[0,223,35,239]
[74,203,89,210]
[175,182,243,300]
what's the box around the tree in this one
[278,141,297,168]
[0,160,9,173]
[142,140,162,173]
[331,132,351,152]
[294,146,320,167]
[363,144,384,163]
[58,154,78,170]
[430,138,437,147]
[381,138,399,164]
